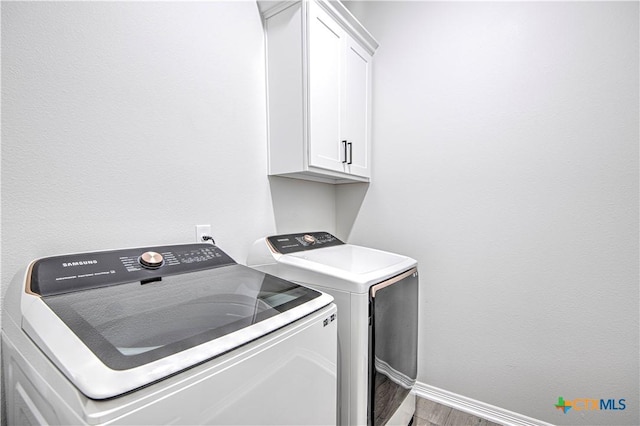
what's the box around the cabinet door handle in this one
[342,140,348,163]
[347,142,353,165]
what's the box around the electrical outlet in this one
[195,224,211,243]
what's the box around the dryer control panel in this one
[267,232,343,254]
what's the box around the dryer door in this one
[369,267,419,426]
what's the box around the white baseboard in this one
[412,382,554,426]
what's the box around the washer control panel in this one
[29,243,235,296]
[267,232,344,254]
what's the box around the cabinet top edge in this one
[257,0,379,54]
[257,0,298,17]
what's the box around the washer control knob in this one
[139,251,164,269]
[303,234,316,245]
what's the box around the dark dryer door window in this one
[369,267,419,426]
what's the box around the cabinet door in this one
[343,38,372,178]
[308,1,345,173]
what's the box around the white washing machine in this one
[2,242,337,425]
[247,232,419,426]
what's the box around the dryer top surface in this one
[285,244,409,274]
[277,244,417,292]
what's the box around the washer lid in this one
[22,244,332,399]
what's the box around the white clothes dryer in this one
[2,242,337,425]
[247,232,419,426]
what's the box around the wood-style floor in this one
[413,397,503,426]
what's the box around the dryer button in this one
[303,234,316,245]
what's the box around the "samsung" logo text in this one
[62,260,98,267]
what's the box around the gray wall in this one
[341,1,639,425]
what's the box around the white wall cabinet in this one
[260,0,378,184]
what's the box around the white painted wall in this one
[340,1,639,425]
[3,1,638,425]
[1,0,337,286]
[0,1,336,418]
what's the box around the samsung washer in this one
[2,242,337,425]
[247,232,418,426]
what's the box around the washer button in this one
[139,251,164,269]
